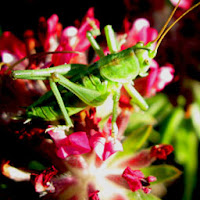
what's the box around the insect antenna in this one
[6,50,83,73]
[155,1,200,52]
[152,0,182,44]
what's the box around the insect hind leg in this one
[50,73,73,128]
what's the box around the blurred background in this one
[0,0,200,199]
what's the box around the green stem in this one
[49,78,73,127]
[104,25,118,53]
[86,31,104,58]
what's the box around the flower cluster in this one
[122,167,157,194]
[0,6,180,200]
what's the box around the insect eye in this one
[136,42,144,47]
[144,59,150,66]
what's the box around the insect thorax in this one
[99,48,140,83]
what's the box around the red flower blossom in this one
[122,167,156,194]
[150,144,174,160]
[89,190,100,200]
[31,166,58,195]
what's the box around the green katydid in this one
[11,0,200,137]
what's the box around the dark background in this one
[0,0,200,199]
[0,0,126,37]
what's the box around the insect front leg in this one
[123,82,149,111]
[86,31,104,58]
[50,73,73,128]
[104,25,119,53]
[111,86,121,138]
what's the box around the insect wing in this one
[26,91,87,121]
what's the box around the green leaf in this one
[146,93,173,123]
[183,129,198,200]
[190,103,200,139]
[148,129,161,144]
[28,160,46,171]
[174,126,188,165]
[174,119,198,200]
[141,165,182,184]
[0,183,7,190]
[128,190,161,200]
[189,79,200,105]
[161,107,185,144]
[119,126,152,157]
[125,112,156,134]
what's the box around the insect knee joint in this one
[50,73,60,82]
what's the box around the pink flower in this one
[31,166,58,195]
[89,131,123,161]
[52,7,100,65]
[122,167,156,194]
[89,190,100,200]
[170,0,194,9]
[48,127,91,159]
[134,60,174,97]
[74,110,124,161]
[48,112,123,161]
[89,117,123,161]
[152,63,174,92]
[122,18,158,49]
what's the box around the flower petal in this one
[102,139,123,161]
